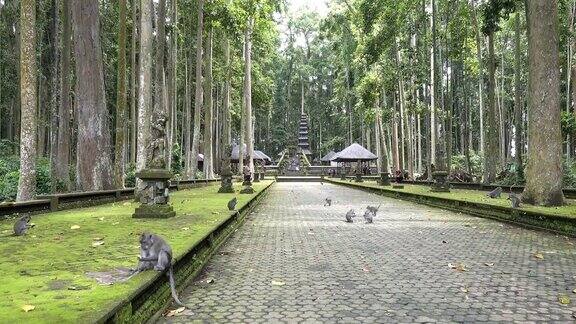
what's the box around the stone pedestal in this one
[133,169,176,218]
[355,170,363,183]
[218,173,234,193]
[430,171,450,192]
[253,171,261,182]
[240,174,254,194]
[379,172,391,186]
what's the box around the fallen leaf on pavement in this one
[532,252,544,260]
[559,295,571,305]
[271,280,285,286]
[165,306,186,317]
[485,263,494,267]
[206,278,214,284]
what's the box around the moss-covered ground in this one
[0,180,272,323]
[329,179,576,219]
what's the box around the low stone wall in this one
[0,179,221,220]
[327,179,576,237]
[97,180,275,323]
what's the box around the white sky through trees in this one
[278,0,329,50]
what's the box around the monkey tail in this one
[167,266,185,307]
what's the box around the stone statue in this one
[147,112,168,169]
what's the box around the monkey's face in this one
[22,215,31,223]
[140,233,153,250]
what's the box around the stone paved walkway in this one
[159,182,576,323]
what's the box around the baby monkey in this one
[487,187,503,198]
[345,209,356,223]
[324,198,332,206]
[13,215,34,236]
[508,193,521,208]
[130,232,185,307]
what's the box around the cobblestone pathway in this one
[159,182,576,323]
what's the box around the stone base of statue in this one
[430,170,450,192]
[253,172,261,182]
[133,169,176,218]
[355,172,363,183]
[379,172,391,186]
[218,174,234,193]
[240,182,255,194]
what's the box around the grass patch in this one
[0,181,272,323]
[330,179,576,219]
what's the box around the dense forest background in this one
[0,0,573,206]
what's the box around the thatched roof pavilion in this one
[320,150,337,162]
[231,144,271,164]
[331,143,377,162]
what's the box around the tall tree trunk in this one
[522,0,564,206]
[114,0,127,188]
[183,51,191,175]
[167,0,177,171]
[483,32,499,184]
[17,0,37,201]
[430,0,437,166]
[244,18,254,174]
[56,0,71,190]
[154,0,167,158]
[136,0,152,183]
[130,0,138,164]
[514,11,523,176]
[223,36,231,147]
[71,0,113,190]
[472,0,485,155]
[203,26,215,179]
[49,0,61,192]
[189,0,204,179]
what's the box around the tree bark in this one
[483,32,499,184]
[430,0,437,166]
[55,0,71,191]
[522,0,564,206]
[136,0,152,182]
[514,11,523,176]
[71,0,113,190]
[189,0,204,179]
[49,0,61,192]
[244,18,254,173]
[183,51,191,175]
[17,0,37,201]
[130,0,138,164]
[472,0,485,155]
[223,36,232,147]
[114,0,127,188]
[203,26,215,179]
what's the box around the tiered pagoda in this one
[298,113,312,156]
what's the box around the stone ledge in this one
[326,179,576,237]
[96,180,275,323]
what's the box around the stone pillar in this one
[431,170,450,192]
[355,160,363,182]
[218,145,234,193]
[240,161,254,194]
[379,172,391,186]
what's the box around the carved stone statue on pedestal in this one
[133,112,176,218]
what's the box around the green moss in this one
[0,181,272,323]
[330,179,576,219]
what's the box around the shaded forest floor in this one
[329,180,576,219]
[0,180,272,323]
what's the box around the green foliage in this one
[561,111,576,137]
[450,151,483,178]
[171,143,184,177]
[481,0,519,35]
[124,163,136,188]
[563,159,576,189]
